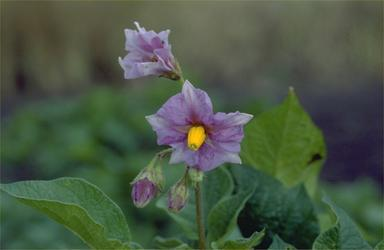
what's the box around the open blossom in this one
[118,22,180,80]
[146,81,253,172]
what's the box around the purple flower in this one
[131,177,157,208]
[146,80,253,172]
[118,22,180,80]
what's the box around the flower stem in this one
[195,182,206,249]
[156,148,173,159]
[178,75,185,84]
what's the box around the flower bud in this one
[130,150,170,208]
[168,176,189,212]
[131,177,157,208]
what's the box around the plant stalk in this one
[178,75,185,84]
[195,182,206,249]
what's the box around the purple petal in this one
[213,112,253,129]
[154,48,176,71]
[156,92,191,126]
[169,142,198,166]
[195,142,242,171]
[119,54,166,79]
[210,112,253,144]
[146,115,188,145]
[134,21,146,33]
[157,30,170,46]
[169,140,241,172]
[181,81,214,125]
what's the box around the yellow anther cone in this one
[187,126,206,151]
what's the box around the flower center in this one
[187,126,206,151]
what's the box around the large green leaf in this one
[202,166,234,225]
[312,196,372,250]
[154,236,192,249]
[211,229,265,249]
[268,235,296,250]
[206,186,255,243]
[241,88,326,193]
[0,178,131,249]
[374,240,384,250]
[234,166,319,249]
[156,167,233,240]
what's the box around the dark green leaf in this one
[268,235,296,250]
[154,236,192,249]
[202,167,234,224]
[0,178,131,249]
[207,186,255,243]
[241,88,326,195]
[234,166,319,249]
[312,196,372,250]
[129,242,144,249]
[212,229,265,249]
[374,240,384,250]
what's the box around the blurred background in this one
[1,1,382,249]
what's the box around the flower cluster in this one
[121,22,253,212]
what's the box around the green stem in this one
[178,75,185,84]
[146,148,173,170]
[195,182,206,249]
[156,148,173,159]
[175,59,185,84]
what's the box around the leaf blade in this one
[0,178,131,249]
[207,167,256,244]
[213,229,265,250]
[241,88,326,193]
[268,235,296,250]
[312,196,372,250]
[235,166,319,249]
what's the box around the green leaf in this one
[129,242,144,249]
[207,185,255,243]
[268,235,296,250]
[0,178,131,249]
[202,166,234,224]
[212,229,265,249]
[156,167,233,240]
[234,166,319,249]
[312,196,372,250]
[374,240,384,250]
[154,236,192,249]
[241,88,326,194]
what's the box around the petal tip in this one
[183,80,194,89]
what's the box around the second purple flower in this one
[119,22,181,80]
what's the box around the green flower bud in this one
[168,174,189,213]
